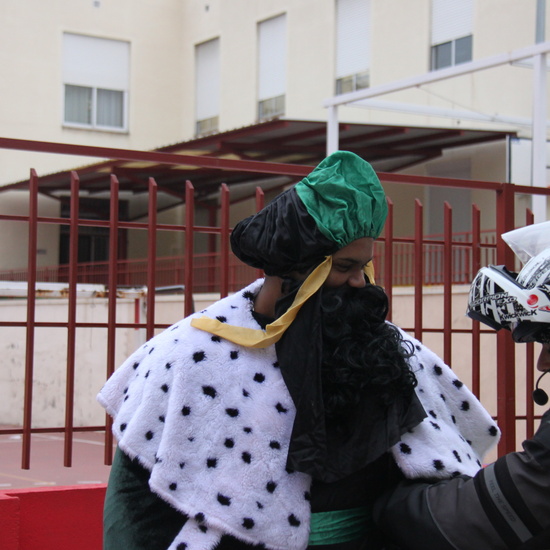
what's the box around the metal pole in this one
[326,105,339,155]
[532,0,548,222]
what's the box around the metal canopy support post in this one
[532,52,548,222]
[532,1,548,222]
[327,105,339,155]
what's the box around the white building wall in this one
[0,0,548,269]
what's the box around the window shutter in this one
[335,0,371,79]
[62,33,129,91]
[195,38,220,121]
[431,0,473,44]
[258,14,287,101]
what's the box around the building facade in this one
[0,0,549,271]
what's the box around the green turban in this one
[231,151,388,276]
[295,150,387,245]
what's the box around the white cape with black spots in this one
[98,279,500,550]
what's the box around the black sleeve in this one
[373,409,550,550]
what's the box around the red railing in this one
[0,137,549,471]
[0,230,497,289]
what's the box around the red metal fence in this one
[0,230,497,289]
[0,137,549,472]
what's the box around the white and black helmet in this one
[467,247,550,344]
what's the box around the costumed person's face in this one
[537,343,550,372]
[324,237,374,288]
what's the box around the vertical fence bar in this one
[64,172,80,467]
[21,170,39,469]
[220,183,230,298]
[471,205,481,398]
[207,205,218,292]
[496,182,517,455]
[104,175,119,465]
[414,199,424,341]
[384,198,394,322]
[443,202,453,367]
[184,181,195,318]
[146,178,158,341]
[255,187,265,280]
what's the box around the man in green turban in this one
[99,151,499,550]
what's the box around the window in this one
[62,33,130,131]
[195,38,220,136]
[258,14,286,120]
[431,0,473,70]
[335,0,371,95]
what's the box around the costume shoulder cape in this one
[98,279,500,550]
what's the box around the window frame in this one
[62,33,130,133]
[63,84,128,132]
[430,34,473,71]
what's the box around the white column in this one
[532,52,548,222]
[326,105,340,155]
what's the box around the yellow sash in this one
[190,258,375,348]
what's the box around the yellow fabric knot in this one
[190,258,375,348]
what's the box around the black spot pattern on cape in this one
[489,425,499,436]
[224,438,234,448]
[453,450,462,463]
[242,518,255,529]
[242,452,252,464]
[216,316,227,323]
[161,384,169,393]
[217,493,231,506]
[193,351,206,363]
[433,459,445,471]
[253,373,265,383]
[230,350,239,360]
[461,401,470,411]
[266,481,277,493]
[207,458,218,468]
[211,336,221,343]
[400,442,412,454]
[288,514,301,527]
[202,385,217,398]
[145,431,154,440]
[433,365,443,376]
[269,441,281,450]
[170,482,177,491]
[275,403,288,413]
[453,379,464,389]
[165,362,172,369]
[226,408,239,418]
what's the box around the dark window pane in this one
[455,35,473,64]
[432,42,452,70]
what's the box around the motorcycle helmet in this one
[467,247,550,344]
